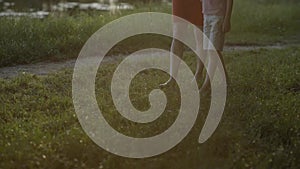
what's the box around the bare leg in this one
[193,26,205,82]
[193,58,203,82]
[218,51,228,81]
[160,23,186,86]
[199,50,227,93]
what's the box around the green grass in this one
[1,47,299,169]
[227,0,300,45]
[0,4,171,67]
[0,0,300,67]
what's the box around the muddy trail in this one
[0,43,298,79]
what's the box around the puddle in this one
[0,0,134,18]
[53,2,133,11]
[0,10,49,18]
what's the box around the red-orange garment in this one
[172,0,203,26]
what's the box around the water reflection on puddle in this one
[0,0,134,18]
[0,10,49,18]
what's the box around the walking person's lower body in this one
[199,15,228,93]
[160,0,204,86]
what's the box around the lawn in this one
[0,0,299,67]
[1,0,300,168]
[1,47,299,169]
[227,0,300,45]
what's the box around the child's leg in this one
[218,50,228,80]
[170,39,184,79]
[160,22,187,86]
[194,26,205,81]
[199,50,226,93]
[200,15,227,93]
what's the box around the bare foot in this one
[159,77,174,87]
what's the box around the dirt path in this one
[0,44,298,79]
[0,55,125,79]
